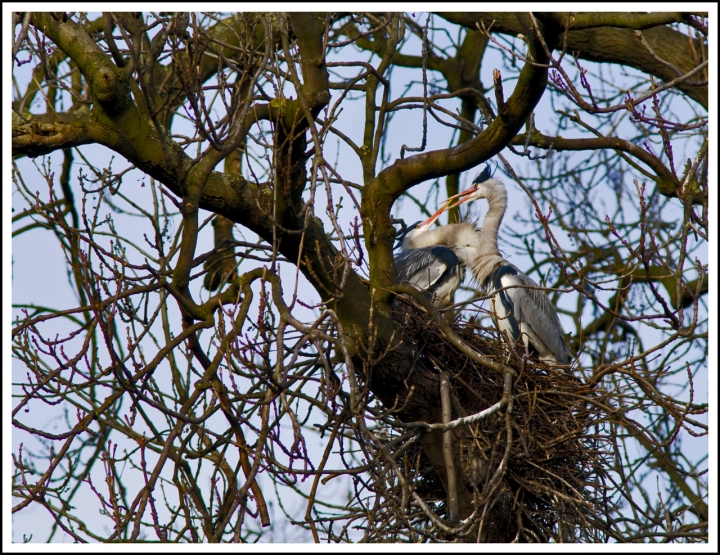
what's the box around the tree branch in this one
[438,12,708,109]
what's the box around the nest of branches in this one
[380,295,612,542]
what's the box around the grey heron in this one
[439,166,573,365]
[394,205,482,307]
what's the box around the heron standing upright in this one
[438,165,573,364]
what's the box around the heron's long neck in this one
[403,222,475,250]
[472,186,507,287]
[480,188,506,256]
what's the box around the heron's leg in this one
[495,317,514,363]
[521,332,531,358]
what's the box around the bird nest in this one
[385,295,611,542]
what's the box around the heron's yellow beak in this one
[439,184,478,212]
[418,184,478,228]
[418,203,449,228]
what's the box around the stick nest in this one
[385,296,611,542]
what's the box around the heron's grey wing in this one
[501,267,572,363]
[488,266,522,342]
[395,246,460,293]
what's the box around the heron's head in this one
[395,203,450,248]
[394,220,422,249]
[442,163,505,210]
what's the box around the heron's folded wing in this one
[502,268,572,363]
[395,246,459,292]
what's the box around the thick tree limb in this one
[511,130,705,205]
[437,12,708,109]
[12,121,94,157]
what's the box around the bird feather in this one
[395,246,462,293]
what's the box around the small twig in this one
[493,68,507,117]
[400,14,429,159]
[13,12,33,63]
[439,372,459,525]
[634,30,707,86]
[400,396,506,432]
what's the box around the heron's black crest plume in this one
[472,162,497,185]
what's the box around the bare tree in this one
[11,12,708,543]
